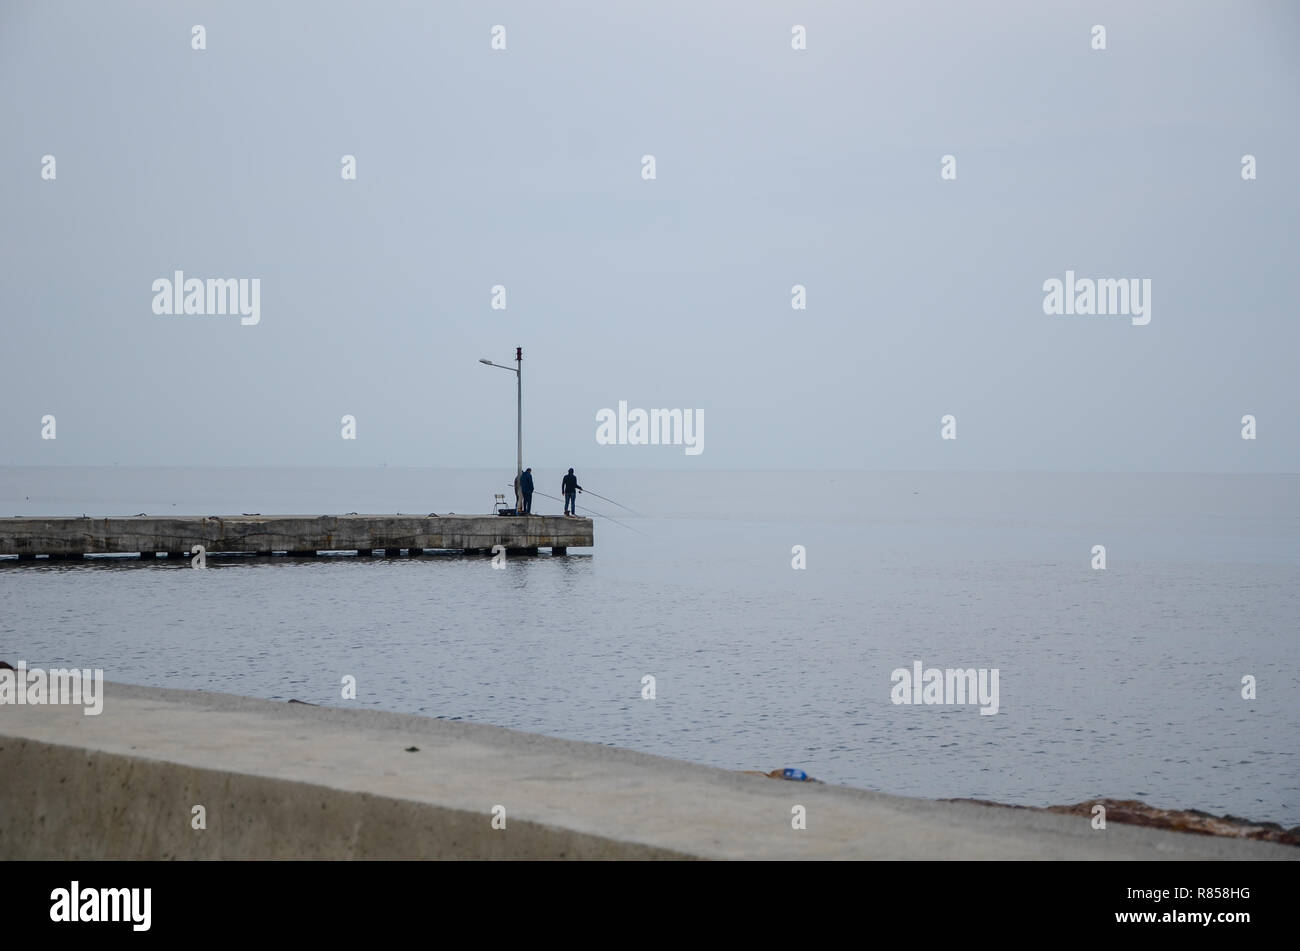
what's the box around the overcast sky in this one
[2,0,1297,471]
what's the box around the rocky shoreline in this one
[945,797,1300,847]
[745,766,1298,847]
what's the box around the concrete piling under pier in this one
[0,514,592,559]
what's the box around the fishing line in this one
[513,485,649,537]
[579,489,641,516]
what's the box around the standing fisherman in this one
[519,467,534,515]
[561,468,583,517]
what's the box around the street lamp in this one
[478,348,523,511]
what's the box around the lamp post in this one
[478,348,523,510]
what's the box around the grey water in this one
[2,466,1297,825]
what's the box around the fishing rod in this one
[513,486,649,537]
[579,488,640,516]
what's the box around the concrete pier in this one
[0,514,592,558]
[0,682,1294,860]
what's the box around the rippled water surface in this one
[2,466,1297,824]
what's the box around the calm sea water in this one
[2,466,1297,824]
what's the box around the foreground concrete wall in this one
[0,683,1294,860]
[1,739,685,859]
[0,514,592,556]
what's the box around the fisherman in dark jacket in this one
[561,468,582,516]
[519,468,534,514]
